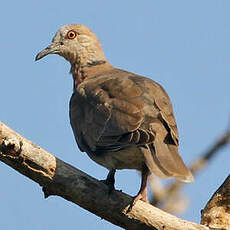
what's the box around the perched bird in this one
[35,24,193,205]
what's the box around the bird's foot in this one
[100,178,115,194]
[133,192,149,204]
[127,191,149,212]
[101,169,116,194]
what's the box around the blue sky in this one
[1,1,230,229]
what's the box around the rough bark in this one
[0,121,209,230]
[201,174,230,229]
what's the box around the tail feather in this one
[153,137,194,182]
[140,146,171,179]
[141,137,194,182]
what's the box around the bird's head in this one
[35,24,107,68]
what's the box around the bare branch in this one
[0,121,209,230]
[191,126,230,173]
[201,174,230,229]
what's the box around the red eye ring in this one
[66,30,77,39]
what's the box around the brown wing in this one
[130,74,193,181]
[131,74,193,182]
[70,68,193,182]
[70,69,154,152]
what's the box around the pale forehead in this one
[53,24,96,40]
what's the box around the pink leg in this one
[127,166,150,212]
[133,167,149,203]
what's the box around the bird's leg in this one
[132,166,150,206]
[101,169,116,194]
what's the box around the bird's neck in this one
[70,61,112,91]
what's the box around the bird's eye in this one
[66,30,77,39]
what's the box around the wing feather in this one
[70,68,193,181]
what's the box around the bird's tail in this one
[141,138,194,182]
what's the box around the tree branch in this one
[201,174,230,229]
[0,121,209,230]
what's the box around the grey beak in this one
[35,43,61,61]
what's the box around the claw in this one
[101,169,116,194]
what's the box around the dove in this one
[35,24,193,205]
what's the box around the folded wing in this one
[70,69,193,182]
